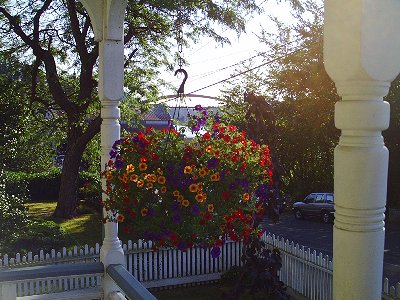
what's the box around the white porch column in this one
[79,0,127,298]
[324,1,400,299]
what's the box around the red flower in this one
[213,123,219,130]
[240,162,247,172]
[145,127,153,134]
[151,153,159,161]
[137,131,145,140]
[203,132,211,140]
[221,191,231,200]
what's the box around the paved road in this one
[261,213,400,284]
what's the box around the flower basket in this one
[101,107,274,256]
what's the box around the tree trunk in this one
[53,143,84,219]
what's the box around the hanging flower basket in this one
[101,106,274,256]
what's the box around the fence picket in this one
[2,233,400,300]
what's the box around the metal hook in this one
[174,68,188,95]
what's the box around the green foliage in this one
[0,172,66,254]
[221,1,339,200]
[0,175,30,251]
[3,169,100,202]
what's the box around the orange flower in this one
[189,183,198,193]
[148,174,157,182]
[195,193,207,203]
[243,193,250,202]
[157,176,166,184]
[206,145,212,153]
[137,180,144,188]
[117,214,125,222]
[182,199,190,207]
[210,172,220,182]
[141,208,148,217]
[130,174,138,182]
[160,186,167,193]
[173,190,180,197]
[178,195,184,202]
[139,162,147,171]
[147,182,153,189]
[208,204,214,212]
[106,172,113,180]
[126,164,135,173]
[184,165,192,174]
[214,149,220,157]
[118,174,129,183]
[199,168,208,177]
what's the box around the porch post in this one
[324,1,400,299]
[79,0,127,298]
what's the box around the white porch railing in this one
[1,233,399,299]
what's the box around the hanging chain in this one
[176,6,184,70]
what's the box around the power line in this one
[159,44,304,105]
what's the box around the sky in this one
[160,1,296,107]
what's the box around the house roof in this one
[142,105,171,121]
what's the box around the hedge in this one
[3,169,100,202]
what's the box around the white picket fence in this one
[1,233,399,299]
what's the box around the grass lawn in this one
[25,201,103,249]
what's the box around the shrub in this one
[0,173,30,252]
[222,236,289,300]
[3,169,100,202]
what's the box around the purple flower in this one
[211,246,221,258]
[190,204,200,216]
[109,149,118,158]
[147,208,154,217]
[172,213,182,224]
[191,124,200,132]
[170,203,179,212]
[194,104,203,111]
[132,136,139,143]
[197,117,206,126]
[214,114,221,123]
[112,139,123,149]
[202,109,208,116]
[177,240,187,251]
[115,159,123,169]
[207,157,219,169]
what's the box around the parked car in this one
[292,193,334,223]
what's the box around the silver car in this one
[292,193,334,223]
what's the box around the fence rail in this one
[1,233,399,299]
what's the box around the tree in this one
[0,0,264,218]
[221,1,340,199]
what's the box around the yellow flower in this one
[160,186,167,193]
[210,172,220,182]
[147,182,153,189]
[126,164,135,173]
[130,174,138,182]
[189,183,198,193]
[208,204,214,212]
[195,193,206,203]
[141,208,148,217]
[137,180,144,188]
[149,174,157,182]
[206,145,212,153]
[158,176,166,184]
[139,162,147,171]
[184,165,192,174]
[157,168,163,175]
[182,199,190,207]
[199,167,209,177]
[118,174,129,183]
[243,193,250,202]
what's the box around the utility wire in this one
[159,44,304,105]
